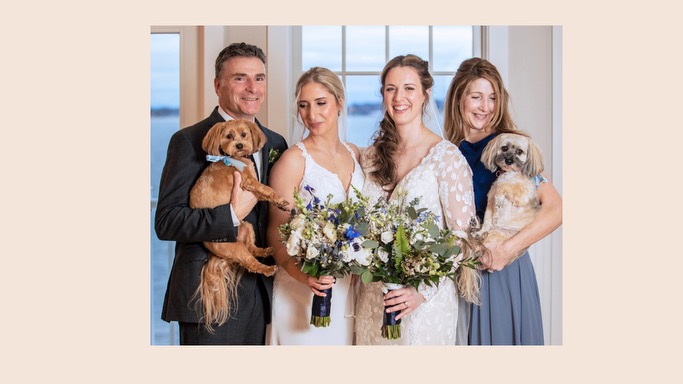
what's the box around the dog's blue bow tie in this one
[206,155,248,172]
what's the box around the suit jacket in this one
[155,106,288,325]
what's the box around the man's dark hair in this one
[215,42,266,79]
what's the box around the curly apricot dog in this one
[189,119,288,331]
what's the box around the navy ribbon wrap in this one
[310,287,333,327]
[381,283,404,339]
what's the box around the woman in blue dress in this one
[443,57,562,345]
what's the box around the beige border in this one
[6,0,678,382]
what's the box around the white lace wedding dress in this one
[267,142,365,345]
[354,140,475,345]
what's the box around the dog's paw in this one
[262,265,277,276]
[275,198,289,211]
[252,246,273,257]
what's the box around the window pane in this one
[389,26,429,60]
[302,26,342,71]
[150,32,180,346]
[151,33,180,200]
[430,75,453,136]
[433,26,472,72]
[346,75,382,147]
[346,26,386,72]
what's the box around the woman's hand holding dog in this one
[481,241,516,272]
[230,171,258,221]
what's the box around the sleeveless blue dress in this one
[459,133,544,345]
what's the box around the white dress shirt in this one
[217,107,263,226]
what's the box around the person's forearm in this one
[504,198,562,256]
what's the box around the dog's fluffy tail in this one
[193,255,243,333]
[456,234,482,305]
[451,218,485,305]
[457,264,481,305]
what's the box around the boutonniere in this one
[268,148,281,164]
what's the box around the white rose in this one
[378,248,389,263]
[289,215,306,231]
[323,222,337,242]
[340,247,353,263]
[286,230,302,256]
[305,246,320,260]
[381,231,394,244]
[356,247,373,266]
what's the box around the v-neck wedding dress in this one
[354,140,475,345]
[267,141,365,345]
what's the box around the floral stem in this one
[310,315,331,327]
[381,324,401,339]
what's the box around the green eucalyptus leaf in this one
[356,222,369,236]
[428,222,440,238]
[429,243,449,256]
[407,206,417,220]
[362,240,379,249]
[361,270,374,284]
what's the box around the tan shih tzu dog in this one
[470,133,545,266]
[189,119,289,331]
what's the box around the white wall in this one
[486,26,563,345]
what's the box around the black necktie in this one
[250,154,260,182]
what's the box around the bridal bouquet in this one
[279,184,373,327]
[360,190,478,339]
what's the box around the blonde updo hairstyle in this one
[294,66,346,132]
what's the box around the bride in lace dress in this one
[354,55,478,345]
[265,67,364,345]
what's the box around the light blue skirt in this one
[468,252,544,345]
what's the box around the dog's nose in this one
[505,158,514,165]
[236,143,243,150]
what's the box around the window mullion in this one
[429,26,434,72]
[341,25,347,85]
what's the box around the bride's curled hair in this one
[368,54,433,191]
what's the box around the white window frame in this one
[287,26,481,145]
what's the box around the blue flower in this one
[345,225,361,240]
[324,208,339,224]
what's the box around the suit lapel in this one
[256,119,272,185]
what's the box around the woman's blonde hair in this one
[294,66,345,117]
[443,58,519,145]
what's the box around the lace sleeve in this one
[417,142,475,302]
[438,143,475,232]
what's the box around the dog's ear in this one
[522,137,544,177]
[202,122,227,155]
[481,134,501,172]
[248,121,267,152]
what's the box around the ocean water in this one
[150,115,179,345]
[346,114,383,147]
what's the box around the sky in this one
[150,33,180,109]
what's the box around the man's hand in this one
[231,171,258,221]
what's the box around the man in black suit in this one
[155,42,288,344]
